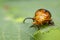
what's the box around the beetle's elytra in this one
[23,9,54,30]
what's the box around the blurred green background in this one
[0,0,60,40]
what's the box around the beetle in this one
[23,9,54,30]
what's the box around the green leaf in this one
[34,28,60,40]
[0,19,37,40]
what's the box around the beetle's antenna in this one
[23,17,34,23]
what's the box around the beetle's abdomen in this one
[33,10,51,25]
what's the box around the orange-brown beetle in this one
[23,9,54,30]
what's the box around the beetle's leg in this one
[30,24,40,30]
[48,20,54,26]
[23,17,33,23]
[37,25,40,30]
[30,24,36,27]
